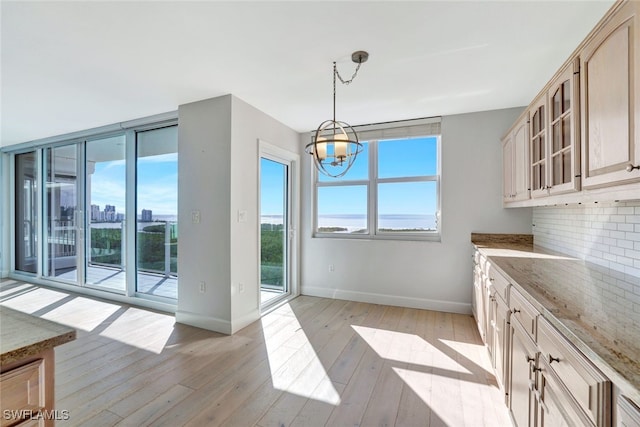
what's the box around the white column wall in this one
[229,96,300,333]
[176,94,300,334]
[176,95,234,332]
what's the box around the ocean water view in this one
[261,214,437,232]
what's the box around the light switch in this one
[238,210,247,223]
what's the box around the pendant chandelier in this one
[305,51,369,178]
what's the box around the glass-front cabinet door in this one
[548,60,580,195]
[529,94,548,198]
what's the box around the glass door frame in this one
[42,141,85,285]
[83,130,135,297]
[258,140,300,311]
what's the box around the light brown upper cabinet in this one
[529,60,581,199]
[503,113,531,203]
[529,94,549,198]
[548,60,581,195]
[581,0,640,188]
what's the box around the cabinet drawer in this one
[537,316,611,426]
[509,287,538,341]
[488,268,510,302]
[0,359,45,427]
[617,395,640,427]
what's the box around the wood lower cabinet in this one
[472,247,623,427]
[472,258,486,343]
[581,0,640,189]
[492,293,510,401]
[0,349,54,427]
[509,319,538,427]
[618,396,640,427]
[537,316,611,426]
[510,287,538,341]
[537,359,594,427]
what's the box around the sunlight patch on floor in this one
[1,287,77,315]
[352,325,469,374]
[0,282,35,298]
[40,296,121,332]
[264,304,341,405]
[99,307,175,353]
[393,366,464,426]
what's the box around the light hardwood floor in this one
[0,278,512,426]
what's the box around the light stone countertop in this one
[0,306,76,366]
[472,235,640,407]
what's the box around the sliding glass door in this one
[85,135,127,291]
[11,122,178,304]
[14,152,38,274]
[136,126,178,299]
[43,144,80,283]
[260,156,290,307]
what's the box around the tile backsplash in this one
[533,201,640,277]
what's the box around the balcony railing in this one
[49,219,178,278]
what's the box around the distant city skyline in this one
[90,152,178,216]
[90,203,158,222]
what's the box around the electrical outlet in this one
[238,282,245,293]
[199,281,206,293]
[329,264,335,272]
[192,210,201,224]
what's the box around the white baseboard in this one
[301,286,471,315]
[230,309,260,334]
[175,310,232,335]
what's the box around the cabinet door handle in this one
[525,355,535,363]
[512,308,520,314]
[537,392,549,414]
[549,355,560,364]
[626,164,640,172]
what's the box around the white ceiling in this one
[1,1,615,147]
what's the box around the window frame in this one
[312,119,441,242]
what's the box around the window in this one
[313,118,441,240]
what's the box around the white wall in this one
[176,96,233,332]
[300,107,533,313]
[177,94,300,334]
[534,201,640,277]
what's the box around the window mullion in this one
[316,179,369,187]
[377,175,437,184]
[125,130,136,297]
[369,139,377,236]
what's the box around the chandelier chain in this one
[335,61,362,85]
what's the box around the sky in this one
[91,135,437,220]
[90,153,178,217]
[315,136,439,217]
